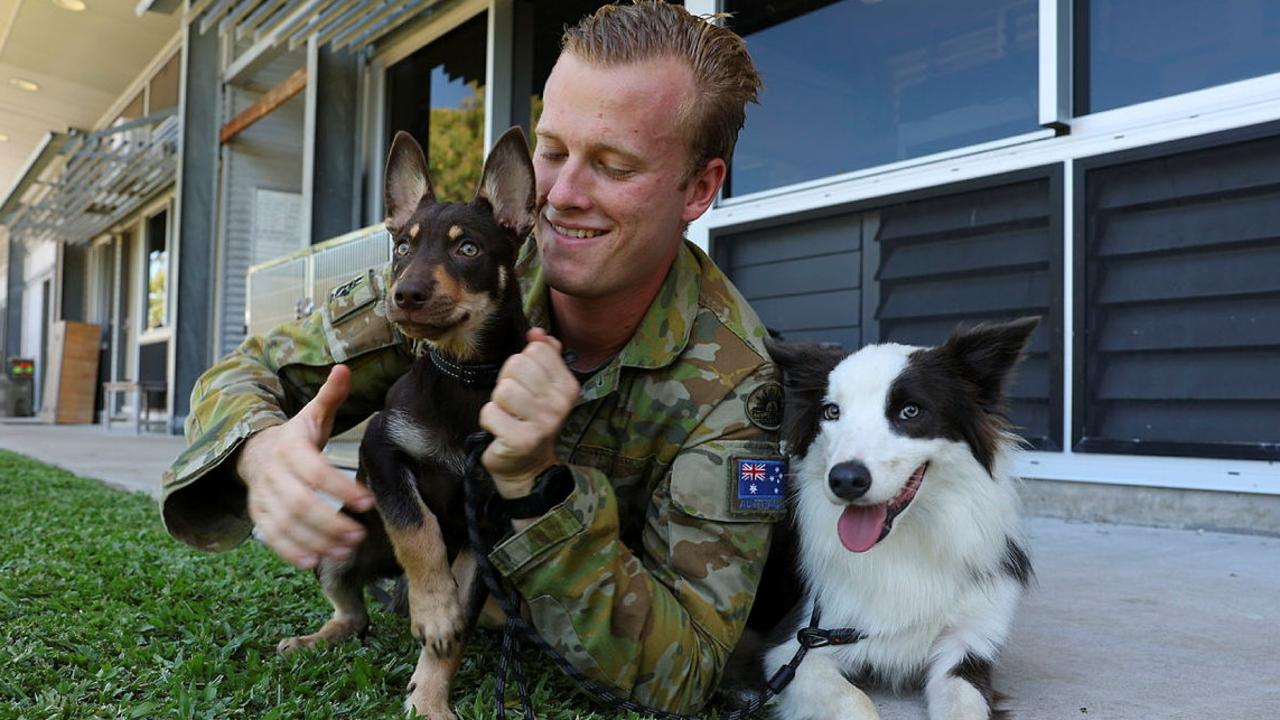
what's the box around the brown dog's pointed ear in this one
[384,131,433,233]
[475,126,536,238]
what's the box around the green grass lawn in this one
[0,450,667,720]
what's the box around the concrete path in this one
[872,519,1280,720]
[1,423,1277,719]
[0,419,186,497]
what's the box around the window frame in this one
[360,0,493,225]
[137,197,175,345]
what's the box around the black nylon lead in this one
[460,430,862,719]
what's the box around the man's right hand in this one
[235,364,375,569]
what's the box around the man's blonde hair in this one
[561,1,762,184]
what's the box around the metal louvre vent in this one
[873,174,1061,449]
[1079,131,1280,460]
[715,170,1062,450]
[715,213,864,350]
[1,111,180,246]
[192,0,445,54]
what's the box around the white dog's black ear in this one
[766,337,847,457]
[475,126,536,239]
[940,316,1040,407]
[384,131,434,233]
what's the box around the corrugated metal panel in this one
[218,60,306,357]
[1080,132,1280,460]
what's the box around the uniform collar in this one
[517,239,700,400]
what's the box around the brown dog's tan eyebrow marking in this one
[448,225,464,239]
[409,223,420,238]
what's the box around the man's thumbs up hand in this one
[235,365,376,569]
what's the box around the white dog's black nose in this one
[828,461,872,500]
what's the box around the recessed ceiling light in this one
[52,0,87,11]
[10,78,40,92]
[0,134,9,142]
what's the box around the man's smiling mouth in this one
[551,222,607,239]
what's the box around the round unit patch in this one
[746,381,784,432]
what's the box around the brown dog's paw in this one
[404,664,458,720]
[409,586,465,658]
[276,635,314,653]
[276,613,368,654]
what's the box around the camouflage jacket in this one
[161,239,785,713]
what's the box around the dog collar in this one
[428,350,502,387]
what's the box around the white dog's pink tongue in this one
[837,504,887,553]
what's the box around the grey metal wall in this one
[217,55,306,358]
[60,244,87,322]
[715,170,1062,448]
[1078,129,1280,460]
[4,239,23,361]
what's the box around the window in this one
[512,0,613,143]
[145,210,168,331]
[1077,129,1280,460]
[385,14,488,203]
[1077,0,1280,115]
[727,0,1039,197]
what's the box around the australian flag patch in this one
[734,458,787,512]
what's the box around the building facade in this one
[1,1,1276,515]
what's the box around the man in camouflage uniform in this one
[162,2,785,713]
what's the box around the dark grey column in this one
[4,238,24,360]
[172,25,220,423]
[311,47,361,243]
[60,244,87,322]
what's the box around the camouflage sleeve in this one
[160,268,410,551]
[488,365,784,713]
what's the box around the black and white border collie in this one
[764,318,1039,720]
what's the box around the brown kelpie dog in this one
[276,127,535,719]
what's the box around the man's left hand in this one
[479,328,580,500]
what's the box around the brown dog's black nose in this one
[828,461,872,500]
[393,281,429,311]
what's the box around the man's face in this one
[533,53,713,301]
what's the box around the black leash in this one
[461,431,864,719]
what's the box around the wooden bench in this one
[102,381,168,434]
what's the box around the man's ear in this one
[680,156,727,225]
[384,131,433,233]
[475,126,536,238]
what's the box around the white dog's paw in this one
[927,674,993,720]
[771,653,881,720]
